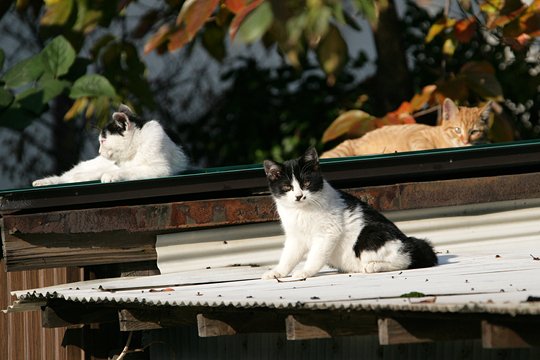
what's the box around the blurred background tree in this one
[0,0,538,187]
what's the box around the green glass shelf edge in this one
[2,139,539,194]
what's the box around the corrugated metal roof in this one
[8,199,540,317]
[10,238,540,316]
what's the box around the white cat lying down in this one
[33,105,188,186]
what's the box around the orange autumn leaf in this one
[410,85,437,111]
[229,0,263,40]
[144,24,173,54]
[176,0,219,40]
[224,0,251,14]
[454,17,477,43]
[168,27,191,52]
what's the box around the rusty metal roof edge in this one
[2,140,540,214]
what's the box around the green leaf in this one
[235,1,273,44]
[0,105,36,131]
[316,24,348,78]
[69,74,116,99]
[202,22,226,62]
[0,48,4,71]
[42,36,76,78]
[306,6,331,46]
[15,87,46,115]
[1,54,46,88]
[39,78,70,102]
[0,88,14,109]
[400,291,427,298]
[90,34,116,60]
[353,0,377,24]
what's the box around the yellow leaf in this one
[64,97,88,121]
[410,85,437,111]
[442,38,457,56]
[322,110,374,143]
[425,18,456,43]
[41,0,73,27]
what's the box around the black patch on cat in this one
[402,236,439,268]
[264,147,323,197]
[101,106,146,138]
[348,194,437,269]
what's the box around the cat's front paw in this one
[101,171,123,183]
[291,270,315,279]
[261,269,286,280]
[32,176,61,187]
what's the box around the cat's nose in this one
[295,194,303,201]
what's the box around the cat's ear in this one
[304,147,319,163]
[118,104,135,117]
[481,100,493,119]
[442,98,459,122]
[112,111,130,130]
[480,101,493,123]
[303,147,320,170]
[264,160,283,181]
[112,104,136,129]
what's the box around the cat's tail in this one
[321,138,372,159]
[405,237,438,269]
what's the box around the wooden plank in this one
[0,258,9,360]
[119,307,198,331]
[378,316,480,345]
[197,314,237,337]
[482,319,540,348]
[197,312,285,337]
[286,313,378,340]
[119,309,164,331]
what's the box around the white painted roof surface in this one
[9,200,540,316]
[10,238,540,316]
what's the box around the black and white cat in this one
[32,104,188,186]
[262,147,437,279]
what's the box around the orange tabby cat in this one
[321,98,492,158]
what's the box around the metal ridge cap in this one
[2,141,540,214]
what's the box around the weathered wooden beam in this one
[482,319,540,348]
[118,307,198,331]
[119,309,165,331]
[286,313,378,340]
[197,314,237,337]
[3,171,540,271]
[1,196,276,271]
[197,312,285,337]
[378,316,480,345]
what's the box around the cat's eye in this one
[454,127,462,134]
[281,185,292,191]
[303,180,311,187]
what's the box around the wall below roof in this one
[144,325,540,360]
